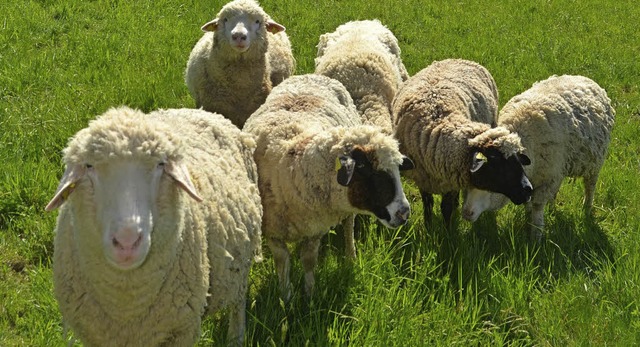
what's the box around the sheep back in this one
[315,20,409,132]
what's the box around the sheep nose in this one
[232,32,247,42]
[112,226,142,251]
[395,205,410,223]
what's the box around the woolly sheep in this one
[392,58,530,227]
[315,19,409,133]
[243,74,414,301]
[462,75,615,238]
[185,0,295,128]
[45,107,262,346]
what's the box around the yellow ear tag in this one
[62,183,75,201]
[475,152,487,161]
[335,156,342,171]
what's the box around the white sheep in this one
[462,75,615,238]
[45,107,262,346]
[185,0,295,128]
[315,19,409,133]
[243,74,414,301]
[392,58,528,228]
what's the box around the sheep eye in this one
[255,20,260,24]
[223,18,228,23]
[157,162,166,168]
[85,164,93,169]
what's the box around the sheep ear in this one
[399,156,414,171]
[470,151,487,173]
[201,18,219,32]
[45,165,86,211]
[518,153,531,166]
[164,161,204,202]
[266,20,285,34]
[336,155,355,186]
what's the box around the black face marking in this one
[469,147,533,205]
[336,147,400,222]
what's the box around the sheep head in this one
[46,107,202,271]
[202,0,285,53]
[335,145,414,228]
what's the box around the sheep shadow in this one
[241,234,356,346]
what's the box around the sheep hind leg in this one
[299,236,322,298]
[268,238,292,302]
[583,174,599,215]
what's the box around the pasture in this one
[1,0,639,345]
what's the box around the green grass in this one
[1,0,639,345]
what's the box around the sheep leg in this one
[529,202,546,243]
[420,190,434,227]
[342,214,357,260]
[583,174,598,214]
[299,236,322,298]
[226,297,246,346]
[268,238,292,302]
[440,191,459,228]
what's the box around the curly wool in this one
[185,0,295,128]
[497,74,615,206]
[52,107,262,346]
[392,58,499,194]
[315,20,409,132]
[244,74,405,241]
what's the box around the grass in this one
[1,0,639,345]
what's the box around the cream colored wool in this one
[243,74,408,298]
[315,19,409,133]
[392,58,501,194]
[185,0,295,128]
[463,75,615,230]
[51,107,262,346]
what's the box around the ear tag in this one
[475,152,487,162]
[62,183,75,201]
[335,156,342,171]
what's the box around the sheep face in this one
[201,0,285,53]
[461,188,509,222]
[469,147,533,206]
[46,157,202,271]
[337,146,414,228]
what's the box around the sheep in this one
[45,107,262,346]
[392,58,530,228]
[315,19,409,133]
[243,74,414,301]
[462,75,615,239]
[185,0,295,128]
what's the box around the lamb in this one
[392,58,532,228]
[243,74,414,301]
[185,0,295,128]
[462,75,615,238]
[45,107,262,346]
[315,19,409,133]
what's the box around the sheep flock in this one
[44,0,616,345]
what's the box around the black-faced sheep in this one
[462,75,615,239]
[243,74,414,301]
[46,107,262,346]
[185,0,295,128]
[392,58,530,228]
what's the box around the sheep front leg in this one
[421,190,434,227]
[529,202,546,243]
[268,238,292,302]
[342,214,356,260]
[226,294,247,346]
[299,236,322,298]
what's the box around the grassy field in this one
[1,0,639,345]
